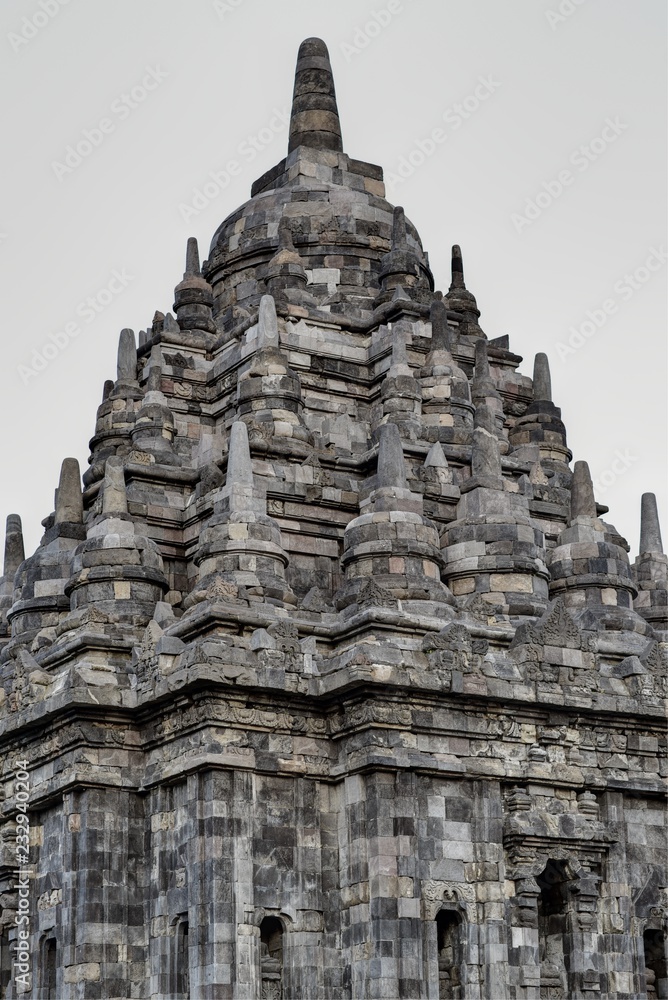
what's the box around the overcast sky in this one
[1,0,666,559]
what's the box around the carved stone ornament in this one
[358,577,397,608]
[422,879,476,920]
[535,598,582,648]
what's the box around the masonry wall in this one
[12,767,664,1000]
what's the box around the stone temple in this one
[0,37,666,1000]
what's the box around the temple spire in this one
[151,311,165,337]
[288,38,343,154]
[429,294,451,353]
[337,418,454,610]
[570,460,597,519]
[633,492,667,628]
[509,350,570,468]
[227,421,254,490]
[376,422,408,490]
[445,244,483,336]
[257,294,280,351]
[3,514,24,578]
[116,329,138,385]
[450,244,466,289]
[533,352,552,403]
[374,206,422,306]
[102,457,129,515]
[472,339,503,424]
[55,458,83,525]
[266,219,309,300]
[190,419,296,607]
[388,326,412,377]
[185,236,201,277]
[471,403,503,488]
[474,338,491,381]
[146,346,163,393]
[640,492,664,554]
[392,206,407,249]
[173,236,216,335]
[550,460,637,615]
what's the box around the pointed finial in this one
[174,246,216,336]
[446,245,482,330]
[266,220,308,298]
[376,422,408,490]
[424,441,449,469]
[163,313,179,333]
[257,294,280,350]
[102,457,128,515]
[471,404,502,486]
[146,346,163,392]
[429,297,451,353]
[640,492,664,554]
[571,461,597,519]
[450,245,465,289]
[3,515,24,577]
[184,236,201,277]
[55,458,83,525]
[388,326,411,376]
[117,329,137,384]
[278,217,295,251]
[474,338,490,380]
[533,353,552,402]
[392,207,407,250]
[226,422,254,490]
[288,38,343,154]
[152,311,165,336]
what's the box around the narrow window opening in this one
[643,928,667,1000]
[260,916,283,1000]
[536,860,568,998]
[44,938,57,1000]
[175,919,190,999]
[436,909,462,1000]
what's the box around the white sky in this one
[1,0,666,558]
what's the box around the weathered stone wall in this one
[9,759,664,998]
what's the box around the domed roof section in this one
[204,38,433,321]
